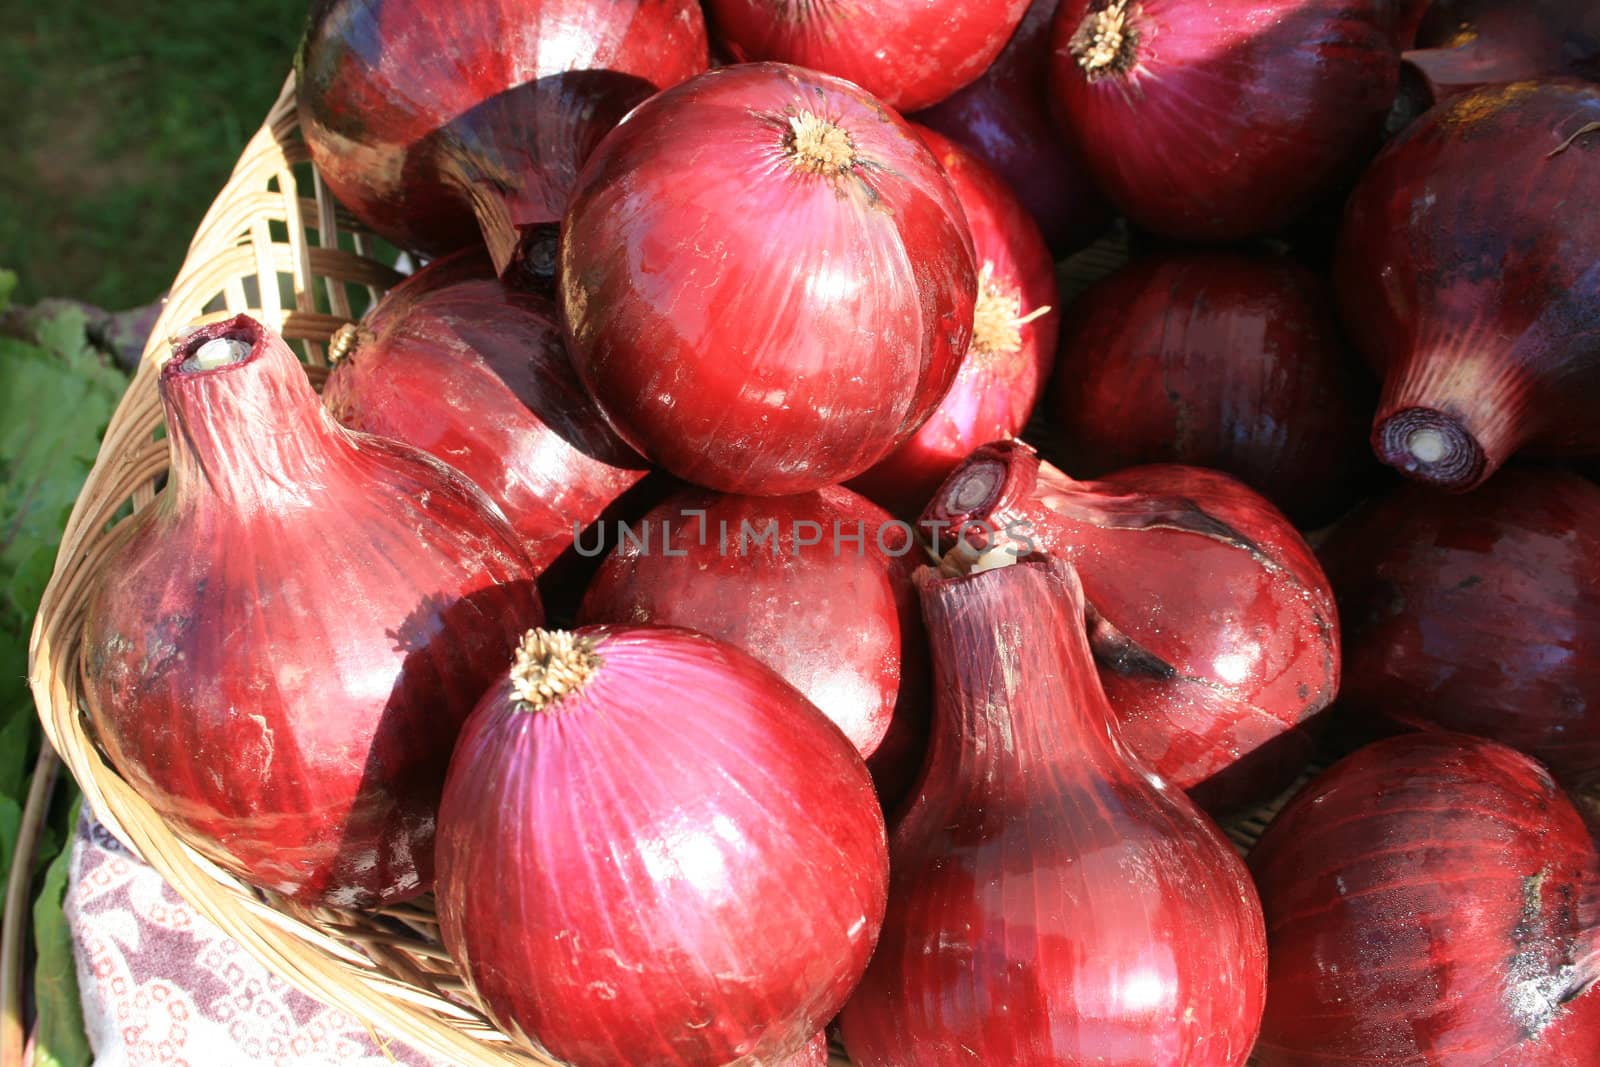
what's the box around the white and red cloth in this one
[65,810,444,1067]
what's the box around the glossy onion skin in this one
[1407,1,1600,103]
[561,63,977,496]
[703,0,1030,113]
[921,441,1340,801]
[435,625,889,1066]
[838,558,1266,1066]
[914,0,1114,254]
[1047,249,1375,528]
[1319,469,1600,786]
[1049,0,1403,240]
[322,249,647,574]
[297,0,708,263]
[849,126,1060,519]
[1250,733,1600,1066]
[1336,81,1600,491]
[80,316,542,908]
[577,486,925,765]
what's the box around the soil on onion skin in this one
[0,1,304,309]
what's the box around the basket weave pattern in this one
[29,73,1286,1067]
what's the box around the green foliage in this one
[0,273,123,1063]
[0,283,125,892]
[0,3,307,309]
[31,797,90,1067]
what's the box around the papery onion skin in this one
[838,556,1266,1066]
[1406,1,1600,105]
[322,249,647,575]
[703,0,1030,113]
[1250,732,1600,1066]
[1337,81,1600,491]
[561,63,977,496]
[848,125,1059,519]
[912,0,1113,253]
[921,441,1339,801]
[297,0,708,271]
[777,1033,828,1066]
[80,316,542,908]
[435,625,888,1066]
[1048,0,1405,240]
[1046,249,1375,528]
[1318,468,1600,786]
[577,485,927,768]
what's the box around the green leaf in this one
[0,270,15,314]
[0,300,124,889]
[32,795,90,1067]
[0,793,19,897]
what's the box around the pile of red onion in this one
[76,4,1600,1063]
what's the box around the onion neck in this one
[921,440,1049,561]
[161,316,348,509]
[915,557,1126,791]
[1071,0,1142,81]
[1372,337,1536,491]
[509,629,601,713]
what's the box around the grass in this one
[0,1,308,310]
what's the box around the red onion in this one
[1046,249,1376,528]
[1407,1,1600,105]
[79,316,542,908]
[921,441,1340,803]
[837,556,1266,1065]
[435,625,888,1065]
[1048,0,1408,240]
[1337,81,1600,491]
[1318,468,1600,787]
[911,0,1114,253]
[702,0,1030,113]
[1250,733,1600,1066]
[848,125,1059,519]
[560,63,977,496]
[577,486,926,769]
[322,249,647,575]
[297,0,708,274]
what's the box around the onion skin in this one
[435,625,888,1066]
[911,0,1114,254]
[1338,81,1600,491]
[838,557,1266,1066]
[848,125,1059,519]
[703,0,1030,113]
[561,63,977,496]
[778,1034,828,1066]
[921,441,1339,800]
[80,316,542,908]
[1407,1,1600,104]
[1048,0,1405,240]
[1318,468,1600,787]
[577,486,927,766]
[296,0,708,272]
[323,249,647,574]
[1250,733,1600,1066]
[1046,249,1375,528]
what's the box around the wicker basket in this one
[28,72,1292,1066]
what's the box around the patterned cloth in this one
[66,810,444,1067]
